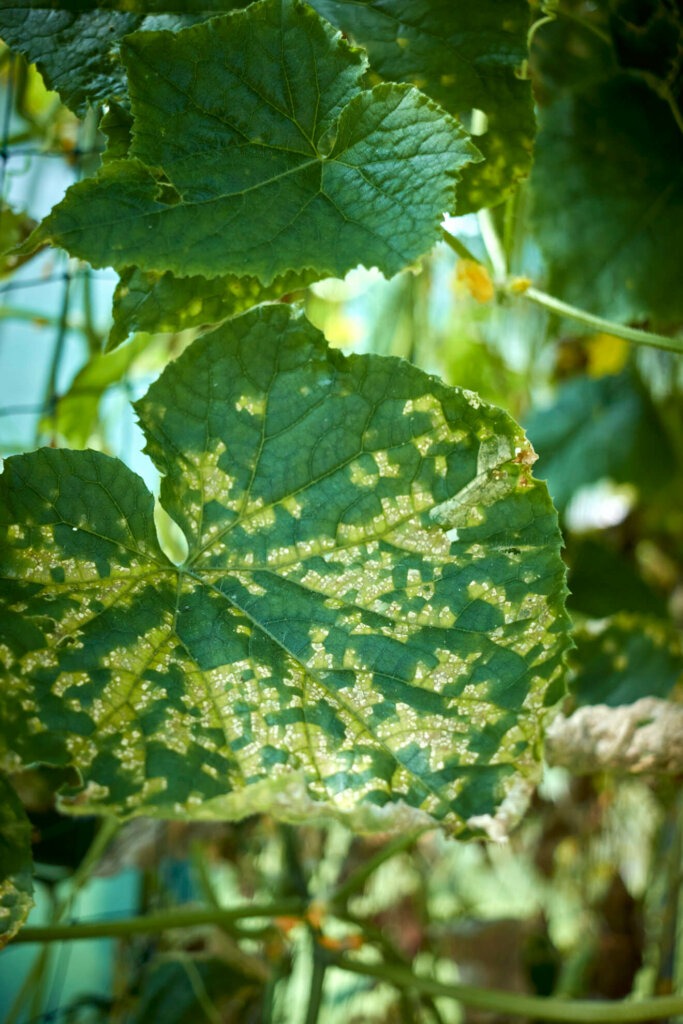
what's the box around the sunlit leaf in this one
[26,0,478,285]
[0,305,570,835]
[0,776,34,949]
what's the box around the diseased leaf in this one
[308,0,535,211]
[26,0,478,284]
[0,305,570,836]
[109,266,317,348]
[570,614,683,708]
[525,369,675,514]
[546,697,683,774]
[0,776,34,949]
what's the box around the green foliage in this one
[109,265,317,348]
[0,775,33,949]
[129,956,263,1024]
[0,305,569,833]
[530,0,683,325]
[524,369,674,513]
[25,0,478,285]
[0,203,36,277]
[307,0,535,212]
[570,614,683,707]
[2,0,683,1015]
[0,9,202,115]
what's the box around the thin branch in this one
[519,286,683,355]
[331,955,683,1022]
[10,899,306,945]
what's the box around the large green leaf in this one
[308,0,535,212]
[0,776,34,949]
[0,9,203,115]
[27,0,478,285]
[0,305,570,835]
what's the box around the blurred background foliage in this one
[1,0,682,1021]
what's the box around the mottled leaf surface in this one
[0,777,34,949]
[309,0,535,211]
[29,0,478,284]
[0,306,569,834]
[570,614,683,708]
[109,266,317,348]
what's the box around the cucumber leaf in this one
[26,0,478,284]
[0,305,570,836]
[309,0,535,212]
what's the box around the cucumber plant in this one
[1,1,682,1020]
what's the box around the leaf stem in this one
[331,955,683,1022]
[519,286,683,355]
[440,225,682,356]
[477,208,507,282]
[330,829,432,907]
[303,939,328,1024]
[10,899,306,944]
[439,227,481,265]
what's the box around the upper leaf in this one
[0,305,570,836]
[0,9,204,116]
[27,0,478,284]
[0,776,34,949]
[308,0,535,212]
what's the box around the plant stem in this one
[439,227,481,265]
[303,939,327,1024]
[330,828,432,907]
[477,208,507,282]
[11,899,306,944]
[332,955,683,1022]
[519,286,683,355]
[5,817,120,1024]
